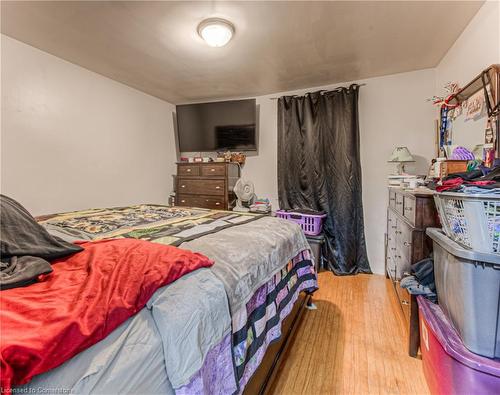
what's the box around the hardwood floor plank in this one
[268,273,429,395]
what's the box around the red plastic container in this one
[417,296,500,395]
[275,210,326,236]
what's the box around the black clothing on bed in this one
[0,256,54,290]
[0,194,83,290]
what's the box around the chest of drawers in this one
[176,162,240,210]
[386,187,438,357]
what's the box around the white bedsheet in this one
[19,309,174,395]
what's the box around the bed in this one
[9,204,318,394]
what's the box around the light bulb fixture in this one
[198,18,234,47]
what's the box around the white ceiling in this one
[1,1,483,104]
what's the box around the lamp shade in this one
[388,147,415,163]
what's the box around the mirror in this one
[445,90,489,156]
[440,65,499,163]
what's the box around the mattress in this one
[15,205,317,394]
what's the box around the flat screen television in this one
[176,99,257,152]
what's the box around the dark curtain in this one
[277,85,371,275]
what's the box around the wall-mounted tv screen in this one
[176,99,257,152]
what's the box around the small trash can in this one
[306,234,324,273]
[418,296,500,395]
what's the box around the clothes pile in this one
[0,194,83,290]
[433,165,500,194]
[249,198,272,213]
[400,257,437,302]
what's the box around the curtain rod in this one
[268,83,367,100]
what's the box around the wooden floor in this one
[268,273,430,395]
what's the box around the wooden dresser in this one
[176,162,240,210]
[385,187,438,357]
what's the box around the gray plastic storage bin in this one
[427,228,500,358]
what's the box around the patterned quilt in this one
[39,204,263,246]
[176,250,317,394]
[233,250,316,389]
[36,204,317,394]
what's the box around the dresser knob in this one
[401,300,409,306]
[181,200,185,203]
[211,168,215,172]
[181,185,185,188]
[215,202,220,206]
[215,186,221,189]
[187,168,191,172]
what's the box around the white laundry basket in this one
[433,192,500,254]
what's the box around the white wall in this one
[238,69,437,275]
[1,35,177,216]
[436,1,499,90]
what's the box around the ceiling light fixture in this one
[198,18,234,47]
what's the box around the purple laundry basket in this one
[417,296,500,394]
[275,210,326,236]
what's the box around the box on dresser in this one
[385,187,438,357]
[176,162,240,210]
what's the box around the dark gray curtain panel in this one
[277,85,371,275]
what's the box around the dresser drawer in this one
[387,210,398,235]
[394,221,412,279]
[396,220,413,262]
[387,229,397,258]
[178,165,200,176]
[201,164,226,177]
[386,254,396,280]
[393,247,411,280]
[395,251,411,279]
[403,195,416,226]
[395,192,404,215]
[389,189,397,208]
[178,178,225,196]
[387,209,398,279]
[397,285,411,323]
[177,194,225,209]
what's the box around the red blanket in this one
[0,239,213,390]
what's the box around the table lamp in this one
[388,147,415,175]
